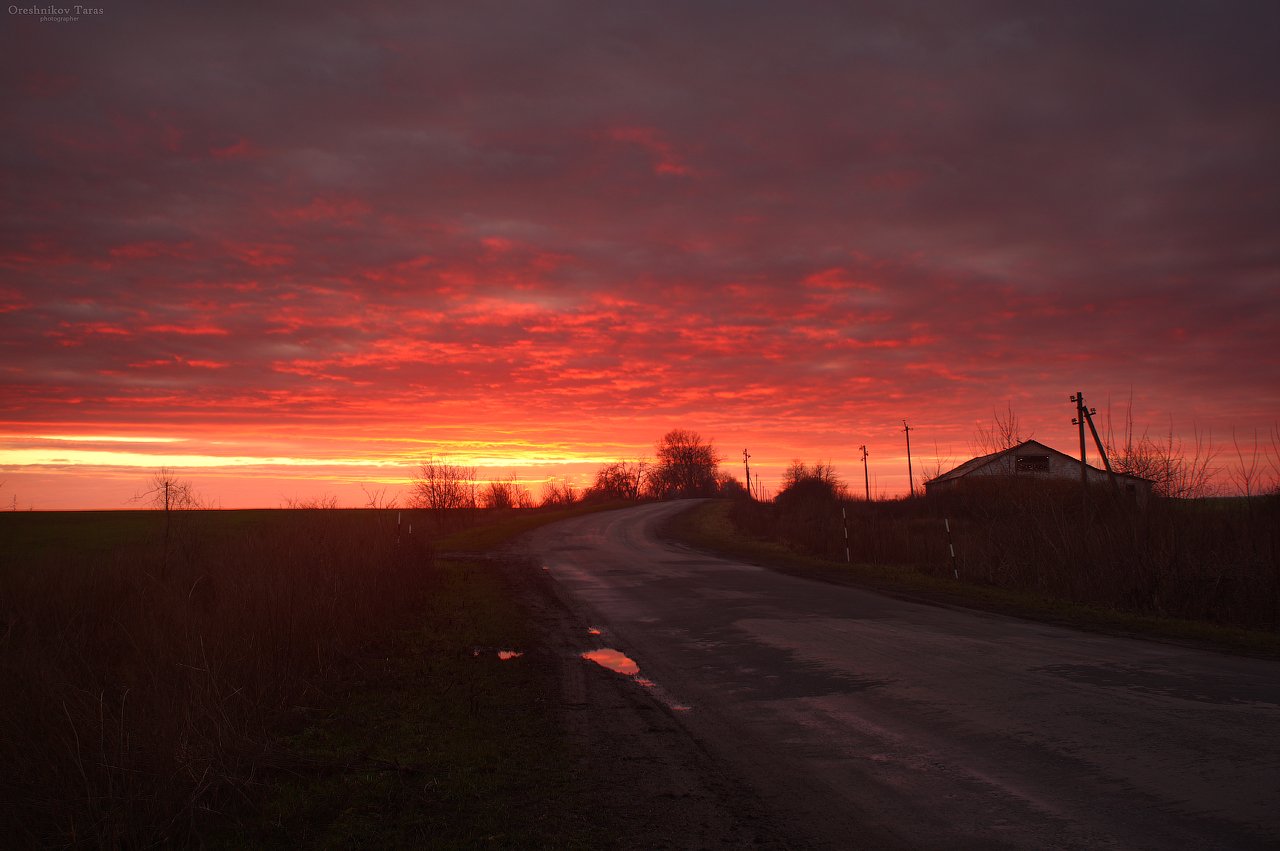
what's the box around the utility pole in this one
[743,449,752,500]
[1071,391,1091,508]
[1076,393,1121,499]
[903,420,915,497]
[860,445,870,501]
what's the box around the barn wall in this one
[926,447,1152,505]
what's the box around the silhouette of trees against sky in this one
[132,468,202,578]
[970,402,1028,457]
[1102,397,1217,499]
[133,467,199,513]
[648,429,722,499]
[780,460,843,495]
[410,457,479,515]
[482,476,534,509]
[540,477,578,507]
[590,459,649,501]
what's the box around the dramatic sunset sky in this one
[3,2,1277,509]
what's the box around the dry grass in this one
[0,509,433,847]
[729,484,1280,632]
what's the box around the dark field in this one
[0,508,595,848]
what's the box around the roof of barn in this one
[926,439,1152,486]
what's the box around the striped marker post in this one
[843,505,851,564]
[945,517,958,578]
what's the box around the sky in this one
[2,1,1278,509]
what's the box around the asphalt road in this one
[522,501,1280,850]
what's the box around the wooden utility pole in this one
[903,420,915,497]
[742,449,752,500]
[1072,392,1089,504]
[1071,391,1123,507]
[860,444,870,501]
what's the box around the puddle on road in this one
[472,647,524,661]
[583,647,639,676]
[581,645,691,712]
[587,626,602,636]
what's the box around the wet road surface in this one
[523,502,1280,850]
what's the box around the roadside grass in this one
[668,500,1280,658]
[0,504,613,848]
[212,502,624,848]
[209,556,594,849]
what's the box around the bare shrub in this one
[282,494,340,509]
[482,477,534,509]
[539,478,578,507]
[771,462,849,555]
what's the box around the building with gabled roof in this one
[924,439,1153,505]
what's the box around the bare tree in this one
[1104,401,1217,499]
[780,460,841,492]
[133,467,199,512]
[132,468,201,578]
[1268,423,1280,495]
[360,484,400,509]
[409,457,478,515]
[971,402,1027,456]
[647,429,722,499]
[715,471,750,499]
[589,459,649,501]
[919,442,955,491]
[1230,428,1266,498]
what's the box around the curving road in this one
[523,501,1280,850]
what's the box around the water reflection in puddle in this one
[582,647,639,676]
[472,647,524,660]
[581,646,691,712]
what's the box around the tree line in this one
[409,428,740,513]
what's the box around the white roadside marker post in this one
[945,517,958,579]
